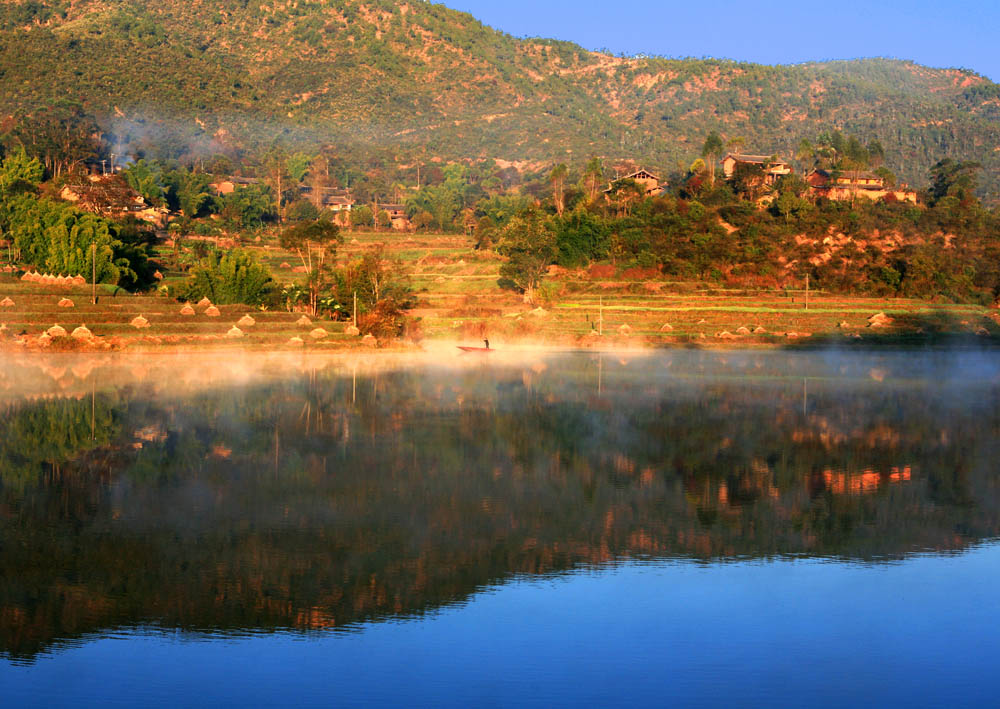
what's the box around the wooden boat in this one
[458,339,493,353]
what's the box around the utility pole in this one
[353,291,357,328]
[91,242,97,305]
[599,296,604,336]
[805,273,810,311]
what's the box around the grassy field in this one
[2,229,999,351]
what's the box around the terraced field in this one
[3,229,999,351]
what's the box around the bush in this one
[180,248,276,306]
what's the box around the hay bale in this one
[0,297,14,307]
[19,272,32,282]
[226,326,244,339]
[71,275,87,286]
[618,324,632,335]
[71,324,92,340]
[296,315,312,326]
[197,297,213,308]
[180,304,196,316]
[130,315,150,329]
[55,275,67,285]
[280,262,292,269]
[753,326,767,334]
[659,323,673,332]
[37,332,52,346]
[237,315,256,328]
[839,321,851,329]
[205,305,221,317]
[361,334,378,347]
[47,324,67,338]
[345,325,361,336]
[736,326,752,336]
[309,328,328,340]
[58,298,74,308]
[716,331,736,339]
[287,336,305,347]
[867,312,893,328]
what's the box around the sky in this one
[442,0,999,82]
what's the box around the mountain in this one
[1,0,999,197]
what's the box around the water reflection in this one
[1,350,999,661]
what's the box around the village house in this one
[721,153,792,185]
[209,177,261,195]
[604,168,662,196]
[60,174,168,226]
[379,203,412,231]
[806,169,918,204]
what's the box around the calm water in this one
[1,348,999,707]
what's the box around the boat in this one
[458,339,493,354]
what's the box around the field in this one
[2,229,999,352]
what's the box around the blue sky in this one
[442,0,998,82]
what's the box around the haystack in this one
[37,332,52,346]
[237,315,256,328]
[180,304,196,316]
[19,272,32,282]
[0,297,14,307]
[618,324,632,336]
[55,275,67,285]
[58,298,74,308]
[659,323,673,332]
[839,321,851,329]
[296,315,312,326]
[280,262,292,269]
[868,312,893,328]
[309,328,328,340]
[361,334,378,347]
[753,326,767,334]
[47,324,67,337]
[205,306,221,317]
[345,325,360,336]
[71,275,87,286]
[716,331,736,339]
[71,324,92,340]
[226,326,244,339]
[41,274,56,284]
[130,315,150,329]
[736,326,752,336]
[197,297,213,308]
[287,336,305,347]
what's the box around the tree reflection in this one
[1,352,999,660]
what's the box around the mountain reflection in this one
[1,350,999,661]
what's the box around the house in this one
[210,177,261,195]
[298,186,355,213]
[59,174,168,226]
[721,153,792,185]
[379,203,411,231]
[604,168,662,196]
[806,169,918,204]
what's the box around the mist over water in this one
[2,348,1000,705]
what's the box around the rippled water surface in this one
[2,349,999,706]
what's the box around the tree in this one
[262,146,291,225]
[605,178,645,217]
[582,157,604,203]
[122,159,166,206]
[182,249,275,306]
[929,159,981,207]
[701,132,724,186]
[10,101,101,177]
[495,210,557,303]
[279,219,343,314]
[0,147,44,193]
[549,163,569,216]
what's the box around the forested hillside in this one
[0,0,998,198]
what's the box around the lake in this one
[1,348,999,707]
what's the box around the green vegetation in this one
[0,1,996,200]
